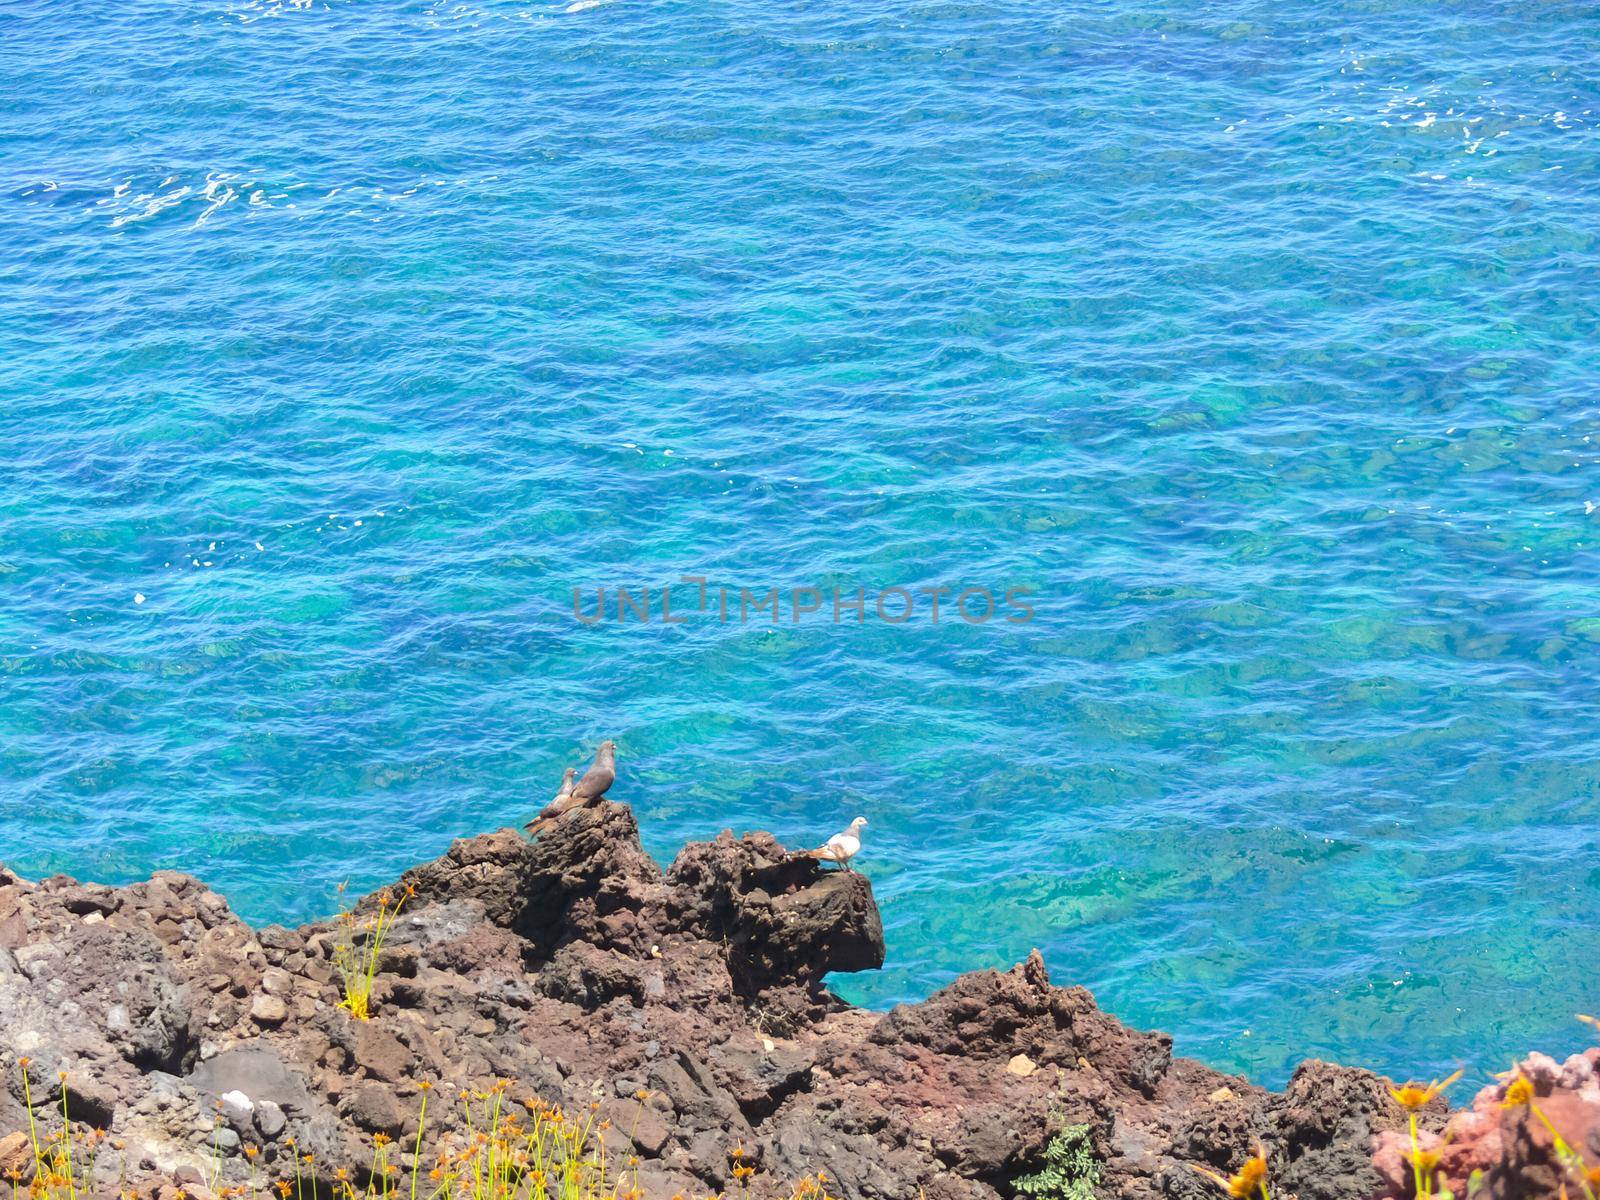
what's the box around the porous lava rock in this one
[1,802,1590,1198]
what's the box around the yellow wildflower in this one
[1404,1145,1444,1174]
[1193,1143,1270,1199]
[1502,1075,1535,1108]
[1389,1069,1465,1112]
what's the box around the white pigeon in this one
[805,816,868,872]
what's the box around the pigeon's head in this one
[849,816,868,831]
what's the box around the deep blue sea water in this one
[3,0,1599,1090]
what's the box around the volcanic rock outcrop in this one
[0,804,1591,1198]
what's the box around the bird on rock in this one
[524,744,616,837]
[571,739,616,801]
[804,816,868,872]
[553,765,577,802]
[524,766,576,835]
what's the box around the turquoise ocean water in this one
[3,0,1599,1089]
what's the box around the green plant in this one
[11,1058,109,1200]
[6,1059,844,1200]
[332,883,413,1021]
[1388,1070,1463,1200]
[1015,1124,1100,1200]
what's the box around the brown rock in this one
[342,1082,406,1137]
[260,967,294,996]
[539,942,645,1009]
[612,1100,672,1157]
[666,829,886,997]
[250,994,289,1026]
[376,944,418,978]
[258,924,304,955]
[1271,1059,1400,1200]
[0,1131,34,1184]
[1006,1054,1038,1077]
[1,800,1568,1200]
[353,1023,414,1083]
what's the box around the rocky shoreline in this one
[1,802,1594,1199]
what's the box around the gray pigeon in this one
[525,742,616,837]
[570,739,616,801]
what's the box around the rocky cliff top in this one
[0,803,1593,1199]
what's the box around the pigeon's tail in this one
[525,793,595,838]
[524,813,566,839]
